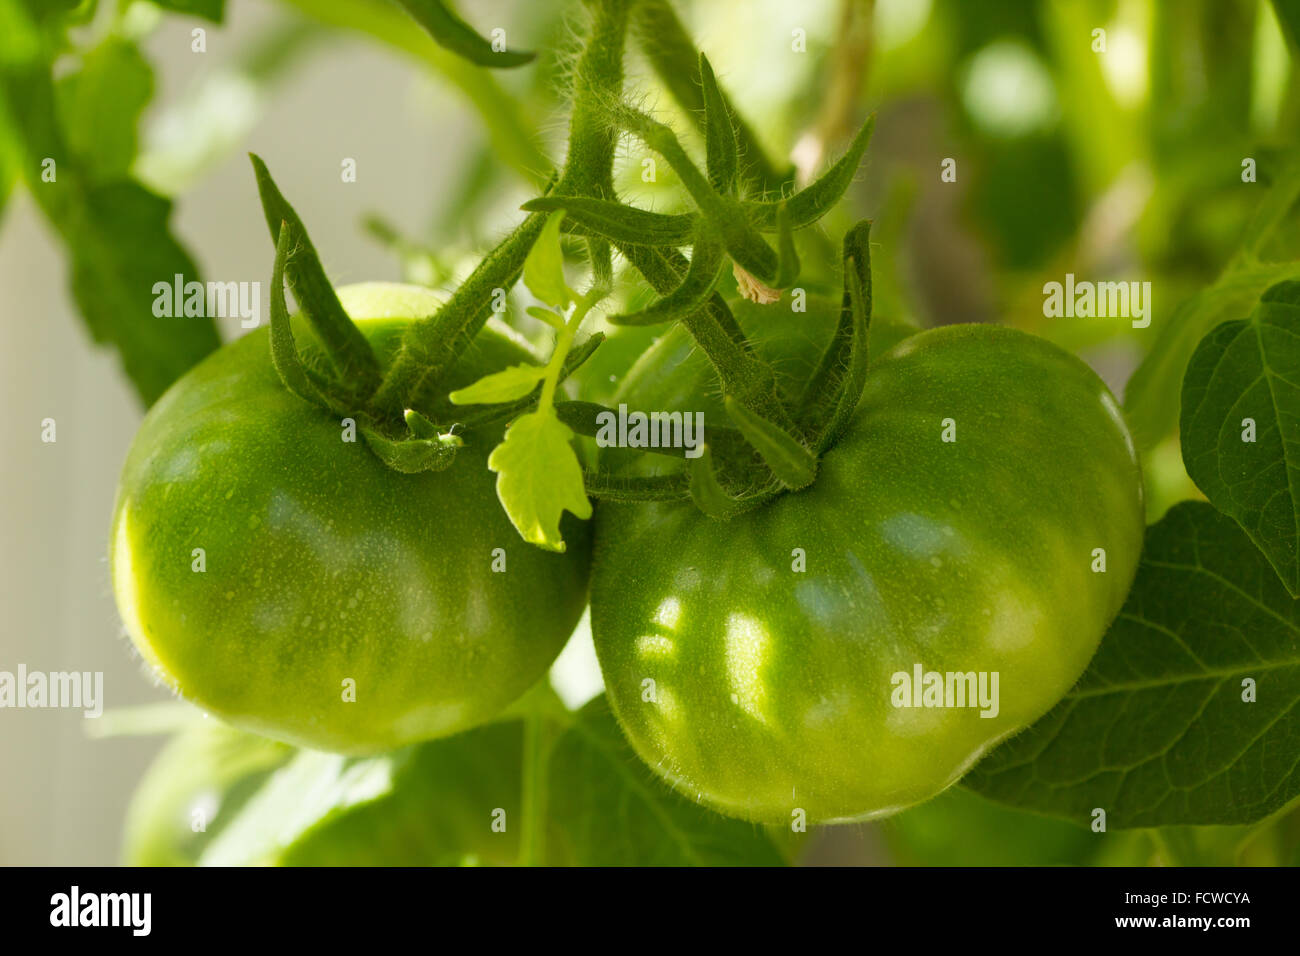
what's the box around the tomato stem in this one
[371,209,551,418]
[374,1,630,420]
[538,290,598,416]
[551,0,629,202]
[616,243,794,432]
[630,0,786,195]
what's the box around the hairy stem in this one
[371,210,547,415]
[377,0,631,416]
[630,0,787,194]
[555,0,632,199]
[619,244,794,429]
[539,292,599,414]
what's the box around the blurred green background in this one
[3,0,1299,865]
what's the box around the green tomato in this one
[111,283,590,754]
[590,324,1144,824]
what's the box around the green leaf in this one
[277,723,524,866]
[123,720,525,866]
[724,396,817,489]
[520,195,695,247]
[449,363,548,405]
[250,154,382,394]
[149,0,225,21]
[525,305,565,330]
[545,697,784,866]
[965,501,1300,829]
[456,334,605,428]
[522,211,571,310]
[698,53,737,195]
[122,723,293,866]
[199,750,416,865]
[1181,280,1300,595]
[488,407,592,551]
[124,702,784,866]
[54,37,152,184]
[394,0,534,68]
[883,787,1112,867]
[1,54,220,406]
[1271,0,1300,53]
[66,181,222,406]
[1125,261,1300,449]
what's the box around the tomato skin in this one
[111,283,590,754]
[590,324,1144,824]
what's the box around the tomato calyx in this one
[246,7,878,533]
[251,158,608,478]
[251,155,383,398]
[359,410,465,475]
[254,180,466,473]
[587,220,876,518]
[515,55,877,518]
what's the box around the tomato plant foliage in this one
[125,696,783,867]
[8,0,1300,866]
[967,502,1300,829]
[1181,281,1300,597]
